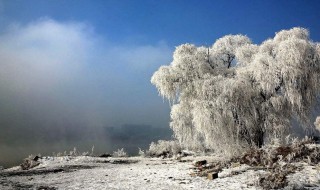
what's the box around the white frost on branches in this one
[315,117,320,131]
[151,27,320,155]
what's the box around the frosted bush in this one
[147,140,181,157]
[91,145,95,156]
[314,116,320,131]
[69,147,78,156]
[138,148,145,157]
[81,152,89,156]
[56,152,63,157]
[112,148,128,157]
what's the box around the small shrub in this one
[146,140,182,157]
[20,155,41,170]
[82,152,89,156]
[91,145,95,156]
[112,148,128,157]
[70,147,79,156]
[138,148,145,157]
[56,152,63,157]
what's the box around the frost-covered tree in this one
[151,28,320,155]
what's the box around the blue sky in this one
[2,0,320,45]
[0,0,320,166]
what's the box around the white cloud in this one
[0,19,92,90]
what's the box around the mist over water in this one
[0,124,172,168]
[0,19,172,168]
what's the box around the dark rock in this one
[33,156,41,161]
[110,160,139,164]
[37,186,57,190]
[207,172,218,180]
[53,169,64,173]
[194,160,207,167]
[181,150,194,157]
[99,153,112,158]
[311,136,320,143]
[150,151,171,158]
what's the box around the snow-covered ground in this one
[0,155,320,190]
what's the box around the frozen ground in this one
[0,155,320,190]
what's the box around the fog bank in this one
[0,19,172,168]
